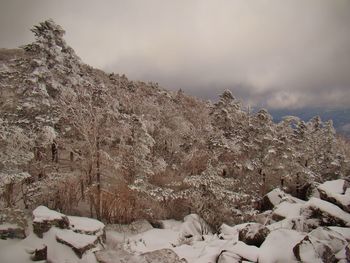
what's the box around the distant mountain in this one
[270,108,350,137]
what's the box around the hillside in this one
[0,19,350,230]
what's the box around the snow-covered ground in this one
[1,179,350,262]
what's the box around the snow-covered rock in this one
[301,197,350,227]
[68,215,105,241]
[32,206,69,238]
[55,229,100,258]
[258,229,304,263]
[238,223,270,247]
[318,179,350,213]
[272,201,303,221]
[178,214,212,243]
[258,188,304,211]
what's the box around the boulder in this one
[216,250,241,263]
[68,215,105,242]
[258,229,305,263]
[293,235,336,263]
[272,201,303,221]
[317,180,350,213]
[30,244,47,261]
[217,241,259,262]
[267,217,318,232]
[32,206,69,238]
[301,198,350,227]
[55,229,99,258]
[178,214,211,244]
[238,223,270,247]
[258,188,304,211]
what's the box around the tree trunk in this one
[96,137,101,220]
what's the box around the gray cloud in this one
[1,0,350,109]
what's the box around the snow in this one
[32,206,66,223]
[56,229,98,249]
[0,227,97,263]
[0,223,20,230]
[318,179,345,194]
[329,226,350,241]
[303,197,350,226]
[68,216,104,233]
[273,201,303,219]
[258,229,304,263]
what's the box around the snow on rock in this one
[238,223,270,247]
[258,229,305,263]
[68,215,105,241]
[218,223,252,241]
[216,250,241,263]
[55,229,99,258]
[32,206,69,238]
[258,188,304,211]
[0,223,26,240]
[220,241,259,262]
[267,217,318,232]
[317,179,350,213]
[293,235,335,263]
[178,214,212,244]
[329,226,350,241]
[301,197,350,227]
[272,201,303,221]
[308,227,348,254]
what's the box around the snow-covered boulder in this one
[0,223,26,240]
[309,227,348,253]
[301,198,350,227]
[293,235,335,263]
[258,188,304,211]
[32,206,69,238]
[55,229,99,258]
[272,201,303,221]
[267,216,318,232]
[216,250,241,263]
[28,244,47,261]
[178,214,211,243]
[317,179,350,213]
[68,215,105,241]
[238,223,270,247]
[218,223,252,241]
[258,229,305,263]
[217,241,259,262]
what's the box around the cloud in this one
[1,0,349,109]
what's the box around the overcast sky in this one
[1,0,349,109]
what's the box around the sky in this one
[0,0,350,110]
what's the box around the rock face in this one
[238,223,270,247]
[32,206,69,238]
